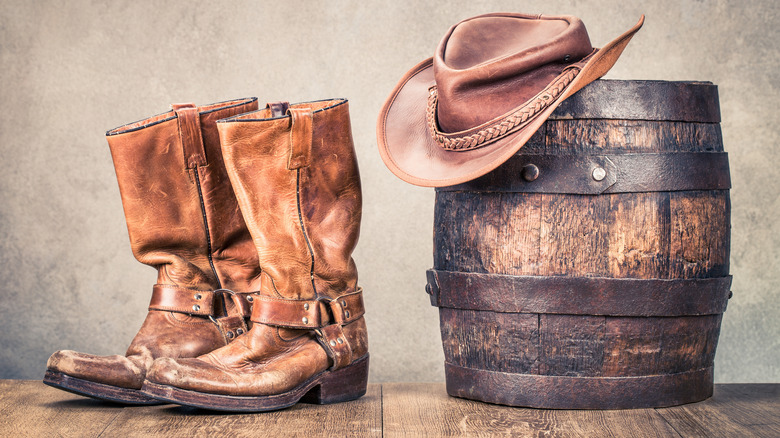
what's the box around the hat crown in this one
[433,13,593,133]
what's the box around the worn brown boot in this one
[44,98,263,404]
[141,99,369,411]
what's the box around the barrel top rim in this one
[551,79,721,122]
[594,78,716,86]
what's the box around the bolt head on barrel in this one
[522,164,540,181]
[592,166,607,181]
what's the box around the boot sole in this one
[140,354,369,412]
[43,370,163,405]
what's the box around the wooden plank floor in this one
[1,381,777,437]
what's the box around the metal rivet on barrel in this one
[227,331,234,339]
[304,303,309,310]
[192,304,200,311]
[592,167,607,181]
[522,164,540,182]
[236,328,244,335]
[337,338,344,344]
[246,295,254,302]
[330,340,337,346]
[344,310,350,318]
[341,300,347,307]
[302,317,309,324]
[194,293,202,300]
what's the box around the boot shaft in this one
[137,100,368,406]
[217,99,361,300]
[106,98,262,292]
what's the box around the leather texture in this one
[376,12,645,187]
[45,98,261,399]
[435,14,593,133]
[144,98,369,399]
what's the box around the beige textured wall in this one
[1,0,777,383]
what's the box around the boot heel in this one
[302,355,369,404]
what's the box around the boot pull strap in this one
[266,101,290,118]
[287,107,313,170]
[172,103,207,169]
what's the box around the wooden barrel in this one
[427,79,731,409]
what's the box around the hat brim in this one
[377,15,644,188]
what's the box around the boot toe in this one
[146,356,244,395]
[46,349,146,389]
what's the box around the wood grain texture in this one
[669,191,731,278]
[606,192,671,278]
[539,193,610,277]
[497,192,542,276]
[0,380,124,438]
[435,191,543,275]
[435,190,730,280]
[1,381,779,436]
[440,311,722,378]
[601,315,720,377]
[99,384,382,437]
[440,308,539,374]
[538,314,605,376]
[382,382,682,437]
[543,120,723,154]
[431,82,731,408]
[657,384,780,438]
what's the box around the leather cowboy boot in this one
[142,99,369,411]
[44,98,262,404]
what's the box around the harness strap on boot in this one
[316,324,352,370]
[248,288,365,369]
[249,289,364,328]
[149,285,255,343]
[149,284,218,316]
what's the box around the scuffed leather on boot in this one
[143,99,368,410]
[44,98,262,402]
[147,324,329,396]
[47,310,233,389]
[124,311,228,360]
[50,308,231,384]
[47,350,147,389]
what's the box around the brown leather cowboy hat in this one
[377,12,644,187]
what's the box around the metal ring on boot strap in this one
[214,288,255,319]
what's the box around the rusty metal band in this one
[437,152,730,194]
[445,363,713,409]
[550,79,721,123]
[426,270,732,316]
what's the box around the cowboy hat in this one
[377,12,644,187]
